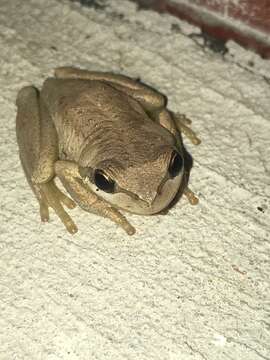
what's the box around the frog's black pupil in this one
[168,151,183,178]
[94,170,115,193]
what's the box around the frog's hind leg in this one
[16,86,77,234]
[54,66,166,112]
[55,67,200,143]
[54,67,180,136]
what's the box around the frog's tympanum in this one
[16,67,200,235]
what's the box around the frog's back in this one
[41,78,172,165]
[42,77,145,123]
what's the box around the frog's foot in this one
[101,206,136,236]
[184,187,199,205]
[71,189,136,235]
[35,181,78,234]
[173,113,201,145]
[54,160,136,235]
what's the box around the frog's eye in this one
[94,169,115,193]
[168,151,184,178]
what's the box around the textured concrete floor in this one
[0,0,269,359]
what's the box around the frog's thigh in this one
[54,66,166,111]
[55,161,136,235]
[55,69,183,148]
[55,67,199,143]
[16,86,77,233]
[16,85,59,183]
[34,98,59,183]
[54,66,156,91]
[16,86,42,181]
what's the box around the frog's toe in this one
[190,135,201,145]
[101,205,136,235]
[37,181,78,234]
[49,199,78,234]
[174,113,192,125]
[58,210,78,234]
[39,201,49,222]
[53,185,77,209]
[115,212,136,235]
[62,196,77,209]
[180,123,201,145]
[173,113,201,145]
[184,187,199,205]
[124,223,136,236]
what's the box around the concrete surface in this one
[0,0,269,359]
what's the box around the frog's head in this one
[79,144,185,215]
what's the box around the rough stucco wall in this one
[0,0,270,359]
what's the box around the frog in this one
[16,67,200,235]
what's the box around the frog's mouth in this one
[86,172,183,215]
[80,148,185,215]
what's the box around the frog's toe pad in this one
[184,187,199,205]
[37,181,78,234]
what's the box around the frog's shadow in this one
[158,145,194,215]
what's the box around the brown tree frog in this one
[16,67,200,235]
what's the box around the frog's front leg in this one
[55,161,136,235]
[16,86,77,234]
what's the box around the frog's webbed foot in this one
[35,181,78,234]
[173,113,201,145]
